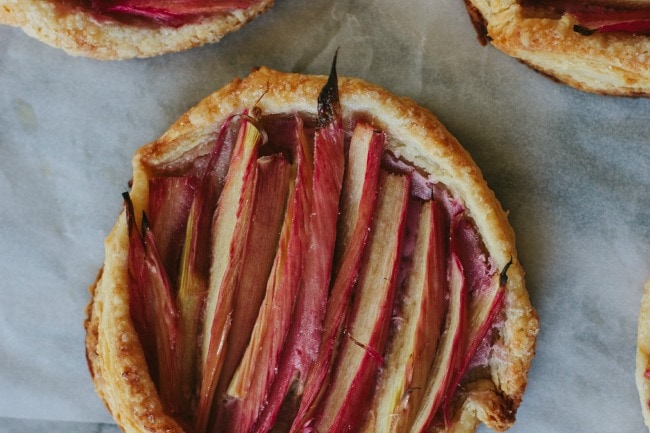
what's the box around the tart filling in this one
[56,0,264,27]
[521,0,650,35]
[86,65,537,433]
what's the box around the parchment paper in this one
[0,0,648,431]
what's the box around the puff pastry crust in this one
[637,280,650,429]
[463,0,650,96]
[0,0,273,59]
[85,67,538,433]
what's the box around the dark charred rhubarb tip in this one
[499,259,512,287]
[573,24,595,35]
[122,192,136,230]
[317,51,341,128]
[141,212,152,238]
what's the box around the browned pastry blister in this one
[0,0,274,59]
[463,0,650,96]
[85,66,538,433]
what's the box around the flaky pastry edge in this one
[85,67,539,433]
[0,0,274,59]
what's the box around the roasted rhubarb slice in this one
[124,192,181,415]
[90,0,261,27]
[571,9,650,35]
[218,120,312,433]
[251,61,345,433]
[215,154,292,408]
[363,198,447,433]
[147,176,197,286]
[409,251,467,433]
[196,119,262,433]
[311,171,410,433]
[523,0,650,34]
[289,122,383,433]
[86,67,538,433]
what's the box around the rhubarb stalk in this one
[196,119,262,433]
[312,171,410,433]
[252,57,345,433]
[124,192,181,414]
[175,117,237,413]
[215,154,292,405]
[221,129,311,433]
[408,250,467,433]
[289,122,383,433]
[365,198,447,433]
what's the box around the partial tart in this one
[84,65,538,433]
[637,280,650,429]
[0,0,274,59]
[463,0,650,96]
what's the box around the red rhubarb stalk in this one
[124,192,181,414]
[196,119,262,433]
[311,171,410,433]
[252,56,345,433]
[91,0,258,26]
[365,198,448,433]
[175,117,237,413]
[221,135,311,433]
[290,122,383,433]
[147,176,197,291]
[439,215,506,425]
[215,154,292,409]
[408,249,467,433]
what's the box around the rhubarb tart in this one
[0,0,274,59]
[462,0,650,96]
[85,63,538,433]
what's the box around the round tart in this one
[462,0,650,96]
[84,65,538,433]
[0,0,274,59]
[637,280,650,429]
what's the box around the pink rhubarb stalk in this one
[124,193,181,415]
[252,57,345,433]
[312,171,411,433]
[196,119,262,433]
[289,122,383,433]
[365,198,448,433]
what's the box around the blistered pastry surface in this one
[86,67,538,433]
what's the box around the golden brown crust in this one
[464,0,650,96]
[0,0,274,59]
[85,67,538,433]
[637,280,650,429]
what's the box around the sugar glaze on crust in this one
[637,280,650,430]
[0,0,274,59]
[84,67,539,433]
[463,0,650,96]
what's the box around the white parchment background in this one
[0,0,649,432]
